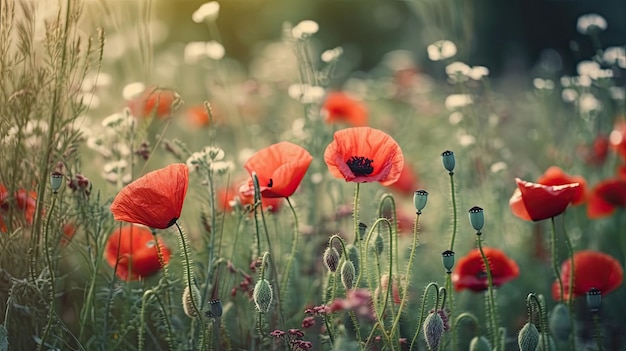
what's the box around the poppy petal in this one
[513,178,578,221]
[322,92,368,127]
[452,247,519,292]
[110,163,189,229]
[536,166,587,205]
[553,250,623,301]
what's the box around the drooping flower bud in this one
[253,279,273,312]
[346,244,360,276]
[182,284,202,318]
[535,334,556,351]
[548,303,571,341]
[442,250,455,273]
[50,171,63,193]
[518,322,540,351]
[340,260,356,290]
[468,206,485,232]
[413,190,429,213]
[323,246,340,272]
[423,311,444,350]
[586,287,602,312]
[469,335,492,351]
[441,150,456,173]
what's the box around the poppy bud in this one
[346,244,360,276]
[413,190,429,213]
[373,233,384,256]
[208,299,223,318]
[518,322,539,351]
[423,311,444,350]
[323,247,340,272]
[535,334,556,351]
[340,260,356,290]
[548,303,571,341]
[586,287,602,312]
[50,171,63,193]
[253,279,273,313]
[358,222,367,240]
[182,284,201,318]
[442,250,455,273]
[469,335,492,351]
[441,150,455,173]
[468,206,485,232]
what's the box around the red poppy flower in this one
[610,119,626,160]
[324,127,404,186]
[0,184,7,232]
[218,180,283,213]
[552,250,623,301]
[509,178,579,221]
[452,247,520,292]
[128,87,182,119]
[384,161,420,196]
[577,134,609,166]
[185,104,220,127]
[243,142,313,198]
[61,222,76,246]
[110,163,189,229]
[321,91,368,127]
[536,166,587,205]
[104,225,171,281]
[15,189,37,225]
[586,178,626,219]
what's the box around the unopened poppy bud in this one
[586,287,602,312]
[413,190,429,213]
[442,250,455,273]
[253,279,273,313]
[208,299,223,318]
[469,335,492,351]
[346,244,360,276]
[535,334,556,351]
[323,247,340,272]
[518,322,539,351]
[340,260,356,290]
[441,150,455,173]
[182,284,201,318]
[468,206,485,232]
[423,311,444,350]
[50,171,63,193]
[358,222,367,240]
[548,303,571,341]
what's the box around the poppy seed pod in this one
[413,190,429,213]
[468,206,485,232]
[323,247,340,273]
[518,322,540,351]
[253,279,273,313]
[340,260,356,290]
[182,284,201,318]
[346,244,360,276]
[586,287,602,312]
[441,150,455,173]
[50,171,63,193]
[548,303,571,341]
[442,250,455,273]
[208,299,223,318]
[469,335,492,351]
[423,311,444,350]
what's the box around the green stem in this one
[550,217,564,301]
[409,282,440,350]
[562,216,576,351]
[353,184,363,282]
[476,233,498,348]
[388,212,421,343]
[454,312,480,334]
[38,194,57,351]
[448,172,458,252]
[592,312,604,351]
[279,197,299,305]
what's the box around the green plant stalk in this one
[592,312,604,351]
[445,272,456,351]
[562,220,576,351]
[550,217,564,301]
[527,293,548,351]
[388,212,421,343]
[353,183,363,282]
[279,197,299,306]
[175,221,206,350]
[138,289,153,350]
[38,194,57,351]
[454,312,480,334]
[204,166,218,304]
[151,230,175,344]
[79,214,106,340]
[447,172,459,351]
[448,173,458,252]
[409,282,440,350]
[476,233,499,348]
[378,194,399,276]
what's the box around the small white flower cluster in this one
[2,120,49,147]
[444,94,473,111]
[102,160,132,185]
[292,20,319,40]
[445,62,489,83]
[321,47,344,63]
[184,41,225,63]
[192,1,220,23]
[427,40,457,61]
[186,146,234,175]
[288,84,326,104]
[576,13,607,35]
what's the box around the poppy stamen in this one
[267,179,273,188]
[347,156,374,176]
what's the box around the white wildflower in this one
[292,20,319,39]
[602,46,626,66]
[103,160,128,174]
[561,88,578,103]
[210,161,234,175]
[24,120,48,135]
[445,94,473,110]
[533,78,554,90]
[578,93,602,113]
[427,40,457,61]
[448,112,463,125]
[206,41,225,60]
[204,146,225,161]
[321,47,343,63]
[445,61,471,77]
[457,132,476,147]
[468,66,489,80]
[610,87,625,101]
[490,162,507,173]
[186,151,206,170]
[122,82,145,100]
[288,84,325,104]
[192,1,220,23]
[576,13,607,35]
[310,172,324,184]
[577,60,601,78]
[184,41,209,64]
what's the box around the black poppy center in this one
[347,156,374,176]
